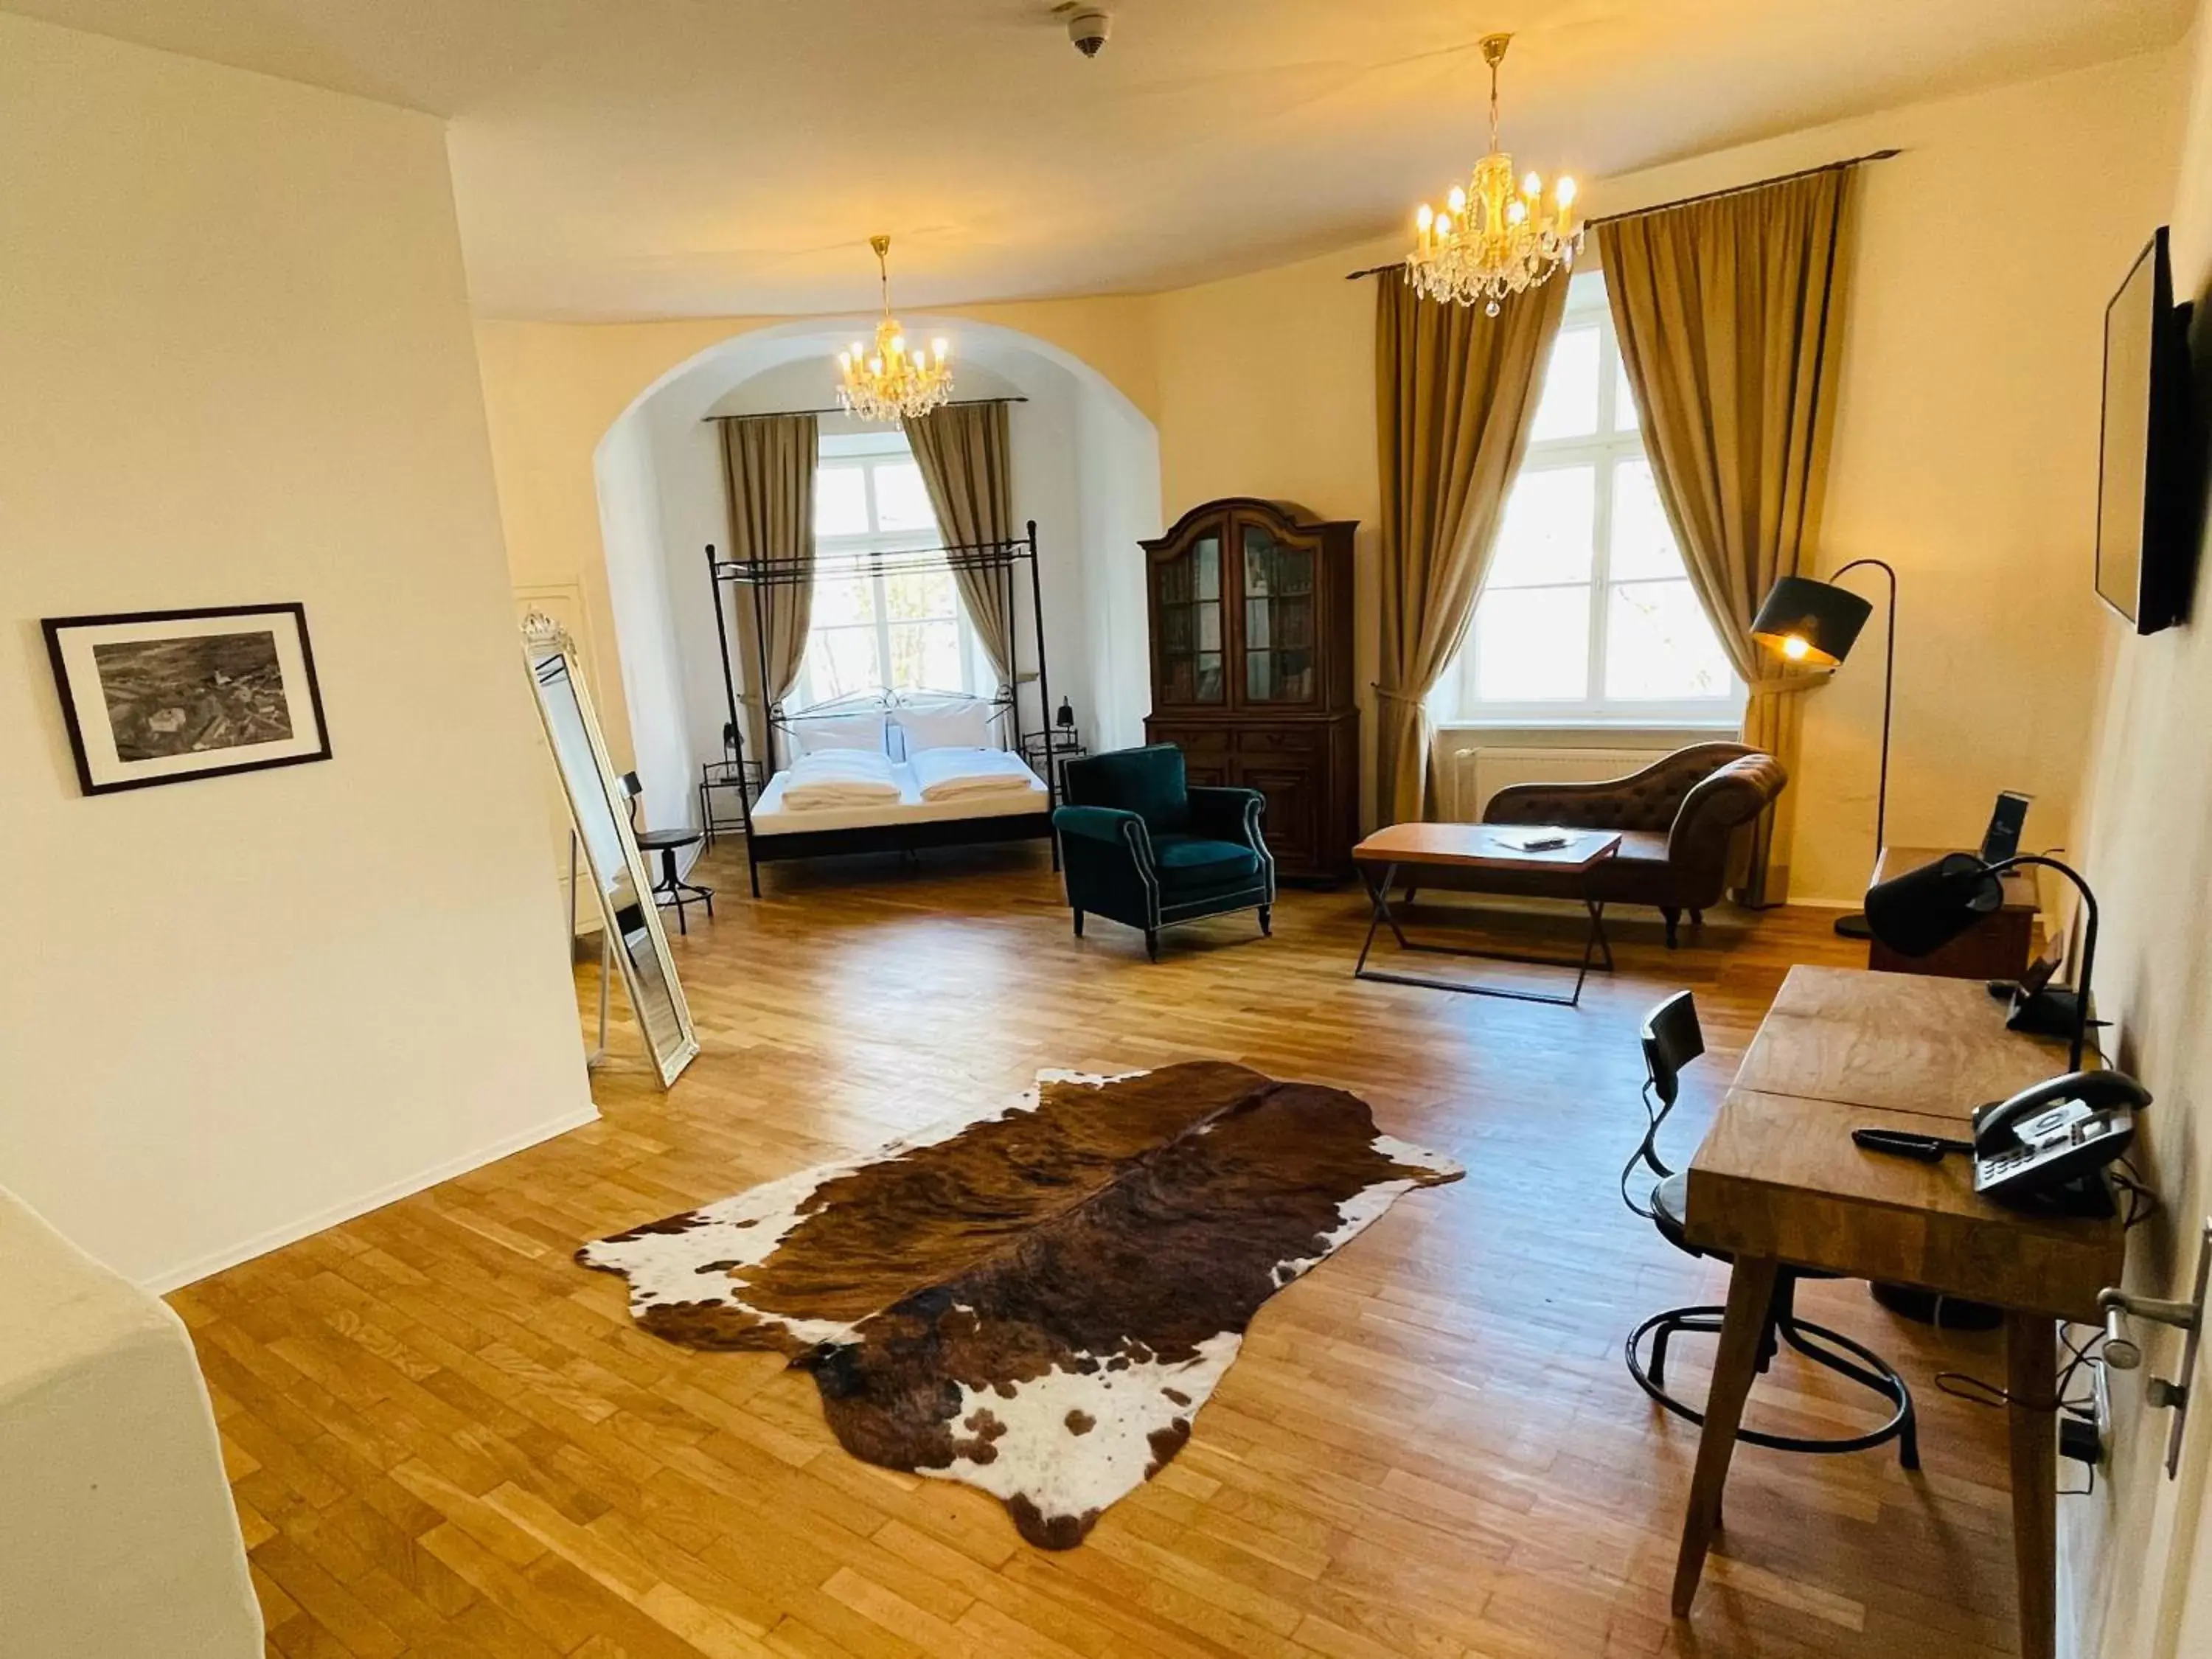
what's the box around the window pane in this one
[1484,466,1595,588]
[804,626,881,702]
[812,571,875,629]
[883,564,956,622]
[1614,354,1641,431]
[1529,325,1600,440]
[873,462,937,533]
[815,466,869,537]
[902,620,966,692]
[1470,585,1590,702]
[1610,459,1684,580]
[1604,580,1734,700]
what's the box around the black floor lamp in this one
[1750,559,1896,939]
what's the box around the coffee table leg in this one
[1354,862,1399,978]
[1566,898,1609,1006]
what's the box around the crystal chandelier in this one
[1405,34,1581,315]
[835,235,953,422]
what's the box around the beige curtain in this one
[719,412,817,764]
[1375,276,1570,826]
[1601,167,1854,905]
[904,400,1015,689]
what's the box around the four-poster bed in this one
[706,521,1060,896]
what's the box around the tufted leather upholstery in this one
[1470,744,1788,944]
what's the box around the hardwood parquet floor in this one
[174,844,2030,1659]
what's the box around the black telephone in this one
[1970,1071,2149,1210]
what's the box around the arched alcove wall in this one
[592,318,1161,827]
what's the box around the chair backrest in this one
[1061,743,1191,833]
[618,771,644,831]
[1665,752,1789,884]
[1484,742,1753,832]
[1641,990,1705,1110]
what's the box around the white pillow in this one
[895,698,995,754]
[787,711,888,757]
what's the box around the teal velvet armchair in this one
[1053,744,1274,959]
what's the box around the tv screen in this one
[2096,227,2196,634]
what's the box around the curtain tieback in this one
[1371,684,1425,706]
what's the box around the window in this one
[793,431,984,706]
[1439,271,1740,724]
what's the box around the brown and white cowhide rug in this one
[577,1062,1459,1548]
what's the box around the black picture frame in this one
[42,602,333,796]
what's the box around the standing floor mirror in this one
[523,613,698,1088]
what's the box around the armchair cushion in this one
[1151,834,1259,886]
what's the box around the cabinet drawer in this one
[1234,726,1321,757]
[1145,722,1230,758]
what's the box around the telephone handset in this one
[1972,1070,2150,1209]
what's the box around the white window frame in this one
[793,431,987,708]
[1440,271,1745,729]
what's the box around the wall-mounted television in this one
[2095,226,2197,635]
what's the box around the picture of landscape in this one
[91,630,294,759]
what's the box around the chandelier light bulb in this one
[1557,176,1577,207]
[1447,185,1468,215]
[1416,203,1434,231]
[1522,172,1542,196]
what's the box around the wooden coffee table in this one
[1350,823,1622,1006]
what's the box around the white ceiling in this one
[6,0,2191,319]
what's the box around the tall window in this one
[794,431,982,706]
[1440,270,1739,723]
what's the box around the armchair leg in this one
[1258,904,1273,937]
[1144,928,1160,961]
[1071,908,1085,939]
[1661,906,1682,950]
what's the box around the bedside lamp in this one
[1751,561,1896,938]
[1865,850,2099,1071]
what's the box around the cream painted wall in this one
[1147,49,2187,891]
[2062,10,2212,1657]
[0,15,595,1290]
[478,52,2184,909]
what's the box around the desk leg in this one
[2006,1310,2058,1659]
[1670,1252,1780,1618]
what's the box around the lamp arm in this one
[1829,558,1898,854]
[1987,853,2098,1072]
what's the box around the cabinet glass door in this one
[1156,529,1225,704]
[1240,521,1318,703]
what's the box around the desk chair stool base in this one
[1626,1299,1919,1467]
[645,845,713,936]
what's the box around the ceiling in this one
[5,1,2191,319]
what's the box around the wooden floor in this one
[175,844,2031,1659]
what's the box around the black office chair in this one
[619,772,714,936]
[1623,991,1919,1465]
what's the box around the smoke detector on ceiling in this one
[1066,8,1111,59]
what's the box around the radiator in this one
[1447,745,1674,821]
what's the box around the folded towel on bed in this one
[908,746,1044,801]
[781,748,903,810]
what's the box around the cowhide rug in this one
[577,1062,1460,1548]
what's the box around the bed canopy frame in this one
[704,523,1060,894]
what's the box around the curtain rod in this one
[703,394,1027,425]
[1343,147,1901,281]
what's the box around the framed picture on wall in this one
[42,603,332,796]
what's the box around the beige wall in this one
[476,52,2183,907]
[2063,10,2212,1656]
[0,15,595,1289]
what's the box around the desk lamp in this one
[1864,850,2099,1071]
[1751,563,1895,938]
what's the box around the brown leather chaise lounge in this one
[1473,742,1788,947]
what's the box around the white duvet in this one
[780,747,902,810]
[907,746,1045,801]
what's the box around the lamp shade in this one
[1751,575,1874,667]
[1863,852,2006,958]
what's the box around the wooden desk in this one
[1671,967,2126,1659]
[1867,845,2037,980]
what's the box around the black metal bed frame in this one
[706,521,1059,897]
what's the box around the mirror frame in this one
[521,612,699,1088]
